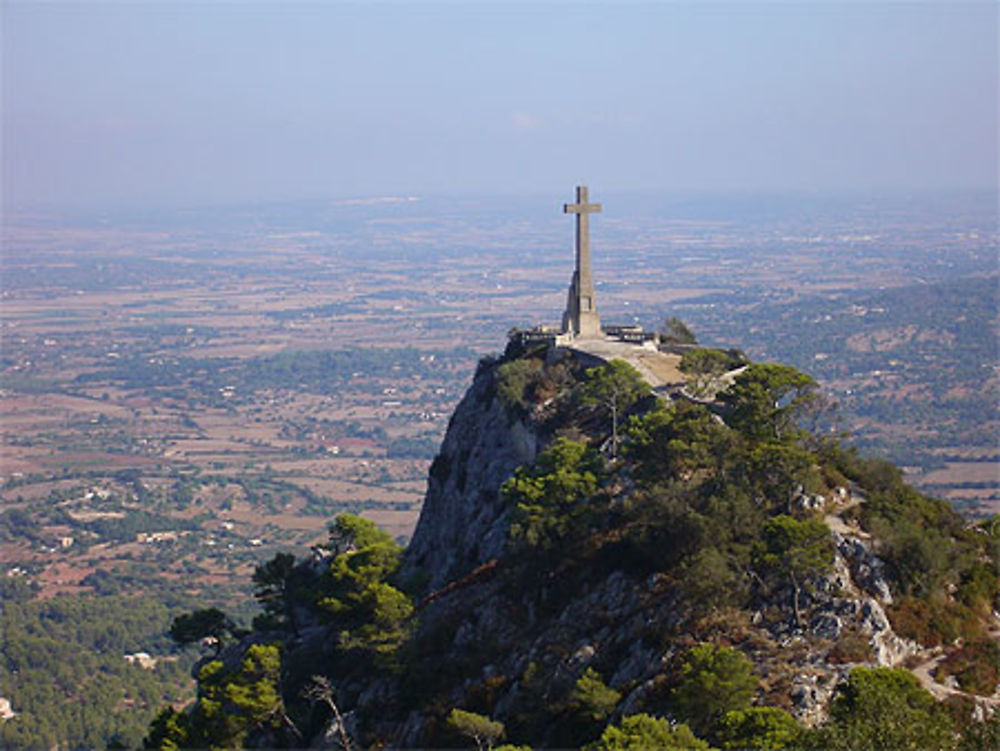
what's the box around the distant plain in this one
[1,190,996,603]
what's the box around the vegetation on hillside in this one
[142,345,998,750]
[0,597,195,750]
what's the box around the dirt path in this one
[910,648,1000,708]
[823,487,868,539]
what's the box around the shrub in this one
[716,706,802,750]
[934,639,1000,696]
[670,643,756,736]
[826,626,874,664]
[888,596,982,647]
[447,709,505,751]
[821,666,954,751]
[586,714,710,751]
[496,358,544,413]
[504,438,602,550]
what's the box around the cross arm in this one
[564,202,602,214]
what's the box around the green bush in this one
[819,667,954,751]
[716,706,802,750]
[586,713,710,751]
[496,358,544,412]
[316,514,413,660]
[670,643,756,736]
[934,639,1000,696]
[504,438,603,550]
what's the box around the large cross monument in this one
[562,185,603,339]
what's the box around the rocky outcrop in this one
[405,361,541,589]
[401,357,923,737]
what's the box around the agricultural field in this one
[1,191,997,609]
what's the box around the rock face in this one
[397,356,925,738]
[406,361,540,589]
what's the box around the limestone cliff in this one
[383,350,997,747]
[405,358,540,589]
[151,347,999,751]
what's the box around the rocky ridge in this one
[151,345,999,751]
[389,350,982,742]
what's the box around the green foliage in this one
[680,347,734,376]
[0,507,41,543]
[563,667,622,745]
[571,668,621,721]
[752,514,833,624]
[819,666,955,751]
[659,317,698,346]
[752,516,833,595]
[0,574,39,602]
[0,596,193,751]
[252,551,309,633]
[743,440,820,503]
[447,708,506,751]
[134,348,991,751]
[670,643,756,736]
[869,515,956,599]
[680,348,746,395]
[624,401,729,485]
[168,607,237,651]
[167,643,286,749]
[496,357,544,413]
[679,547,745,613]
[328,512,397,552]
[316,514,413,658]
[828,444,994,644]
[586,713,711,751]
[957,560,1000,615]
[579,360,651,455]
[144,707,188,751]
[504,438,602,550]
[958,712,1000,751]
[580,360,651,412]
[716,707,802,750]
[934,638,1000,696]
[720,363,817,441]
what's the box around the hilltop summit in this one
[146,340,999,750]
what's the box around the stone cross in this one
[562,185,603,338]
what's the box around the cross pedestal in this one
[562,185,603,338]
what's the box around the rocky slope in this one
[147,344,1000,750]
[386,347,996,745]
[405,357,540,589]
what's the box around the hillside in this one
[144,342,999,750]
[676,274,999,515]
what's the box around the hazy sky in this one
[3,1,997,209]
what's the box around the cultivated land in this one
[1,191,996,605]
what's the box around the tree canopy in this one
[720,363,817,441]
[168,607,237,652]
[586,713,710,751]
[659,317,698,346]
[716,707,802,750]
[817,666,954,751]
[579,360,651,457]
[317,514,413,658]
[670,643,757,736]
[504,438,603,550]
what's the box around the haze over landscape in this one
[1,2,998,750]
